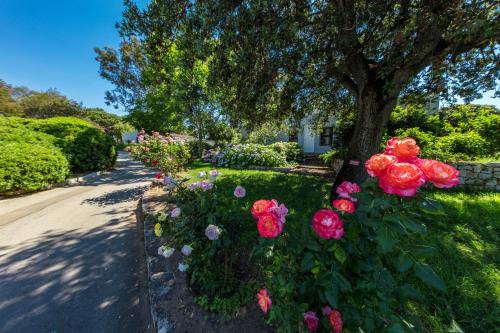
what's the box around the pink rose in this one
[328,309,343,333]
[257,213,284,238]
[234,185,246,198]
[417,159,460,188]
[379,162,426,197]
[365,153,397,177]
[303,311,319,332]
[257,288,272,314]
[336,181,361,201]
[251,199,278,219]
[312,209,344,240]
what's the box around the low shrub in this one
[214,144,289,168]
[0,142,70,194]
[130,131,190,176]
[155,172,259,315]
[24,117,117,172]
[319,148,348,166]
[269,142,305,163]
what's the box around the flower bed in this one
[130,130,190,177]
[151,137,497,332]
[213,142,304,168]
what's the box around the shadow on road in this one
[81,185,151,207]
[0,218,150,332]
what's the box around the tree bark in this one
[332,87,397,198]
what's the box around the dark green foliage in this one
[0,142,69,194]
[269,142,304,163]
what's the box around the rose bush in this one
[253,137,459,332]
[130,131,190,176]
[154,172,260,315]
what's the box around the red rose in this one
[312,209,344,240]
[392,137,420,161]
[379,162,425,197]
[365,153,397,177]
[251,199,278,219]
[417,159,460,188]
[336,181,361,201]
[384,137,400,155]
[257,213,283,238]
[328,309,343,333]
[153,160,159,166]
[333,199,355,214]
[303,311,319,332]
[155,172,162,179]
[257,288,272,313]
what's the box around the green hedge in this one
[21,117,117,172]
[269,142,304,163]
[0,142,70,194]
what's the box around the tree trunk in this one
[332,88,397,198]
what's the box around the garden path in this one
[0,152,155,333]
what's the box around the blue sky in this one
[0,0,498,116]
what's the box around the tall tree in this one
[105,1,498,192]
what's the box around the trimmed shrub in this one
[214,144,287,168]
[0,142,70,194]
[24,117,117,172]
[269,142,304,163]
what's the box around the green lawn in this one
[184,162,500,332]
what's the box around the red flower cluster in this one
[322,306,343,333]
[251,199,288,238]
[365,137,460,196]
[332,180,360,214]
[257,288,272,313]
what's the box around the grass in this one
[184,162,500,332]
[406,191,500,332]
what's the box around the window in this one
[320,127,333,146]
[289,130,298,142]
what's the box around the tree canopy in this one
[97,0,499,186]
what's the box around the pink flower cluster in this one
[365,137,460,196]
[257,288,343,333]
[251,199,288,238]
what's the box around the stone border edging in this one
[139,189,174,333]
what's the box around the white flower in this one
[178,263,189,272]
[181,245,192,256]
[170,207,181,218]
[233,185,246,198]
[197,171,207,178]
[158,245,175,258]
[205,224,221,240]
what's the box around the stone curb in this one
[139,189,174,333]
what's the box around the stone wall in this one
[453,161,500,191]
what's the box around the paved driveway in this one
[0,152,154,332]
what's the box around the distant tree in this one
[83,108,134,142]
[0,80,22,116]
[20,90,83,118]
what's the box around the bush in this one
[319,148,348,166]
[155,173,258,315]
[130,132,191,175]
[24,117,117,172]
[269,142,304,163]
[214,144,288,168]
[0,142,70,194]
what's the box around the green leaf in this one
[300,252,315,272]
[376,226,398,253]
[334,272,352,292]
[447,319,464,333]
[419,198,445,216]
[385,323,404,333]
[334,247,347,264]
[323,285,338,308]
[394,254,414,273]
[414,262,446,292]
[400,217,427,235]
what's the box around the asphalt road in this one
[0,152,154,333]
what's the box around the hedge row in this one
[0,117,117,195]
